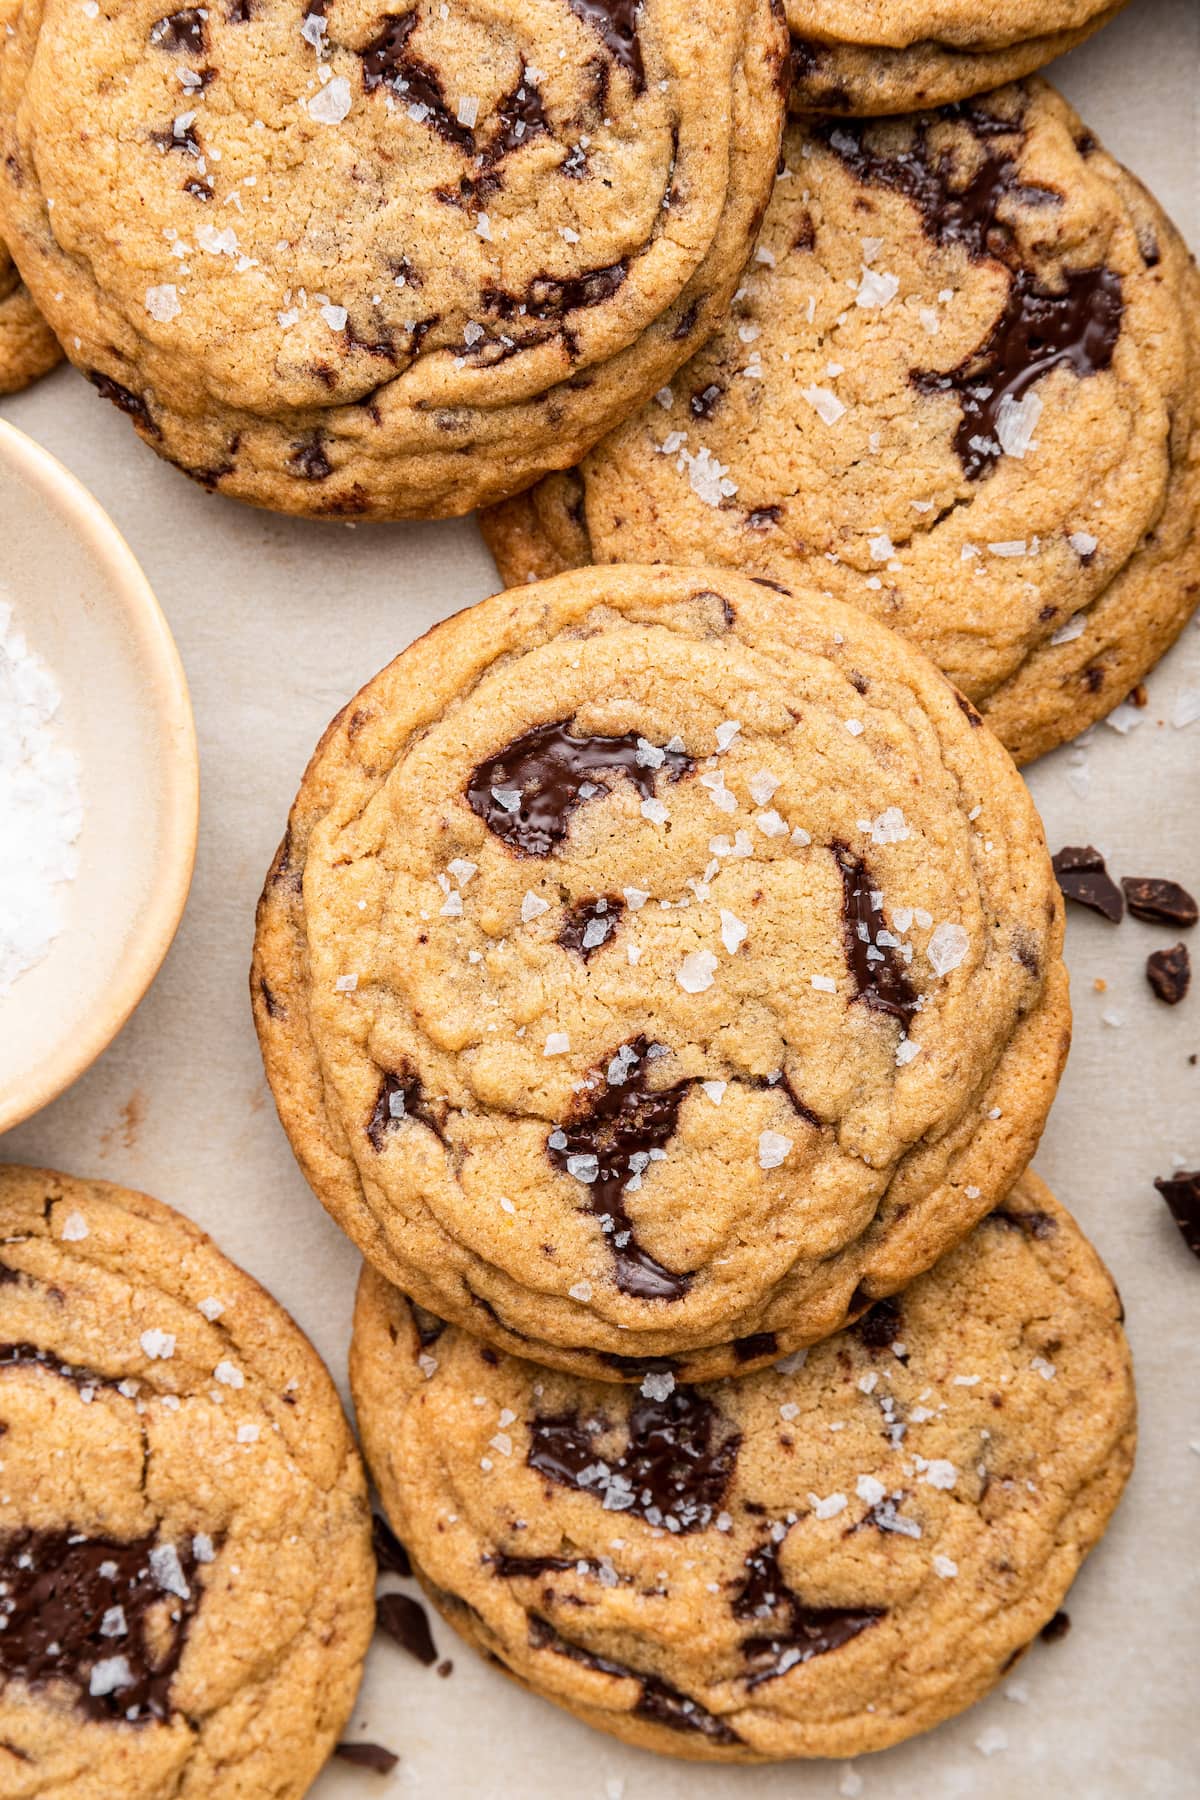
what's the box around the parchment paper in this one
[2,3,1197,1792]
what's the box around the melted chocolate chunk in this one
[493,69,549,155]
[1146,943,1190,1006]
[0,1342,121,1395]
[361,13,474,151]
[1122,877,1198,928]
[88,372,160,438]
[913,264,1123,479]
[528,1615,740,1742]
[372,1514,412,1579]
[734,1535,883,1687]
[493,1552,587,1580]
[558,895,624,960]
[566,0,645,92]
[410,1306,446,1351]
[377,1592,438,1666]
[746,504,783,529]
[853,1295,905,1354]
[547,1038,693,1299]
[467,721,691,858]
[367,1072,445,1150]
[1041,1609,1071,1642]
[288,434,332,481]
[528,1387,739,1531]
[0,1529,203,1722]
[483,262,627,327]
[1052,845,1124,922]
[690,382,723,420]
[733,1332,778,1364]
[335,1742,400,1774]
[1154,1170,1200,1258]
[834,846,919,1023]
[990,1207,1056,1240]
[149,8,207,51]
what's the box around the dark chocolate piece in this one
[0,1529,203,1722]
[1154,1170,1200,1258]
[913,264,1123,480]
[493,68,549,155]
[88,372,160,438]
[853,1296,905,1355]
[734,1534,883,1687]
[833,847,919,1022]
[558,896,624,960]
[361,13,473,150]
[376,1592,438,1666]
[1041,1610,1071,1642]
[1122,877,1198,928]
[335,1742,400,1774]
[1146,943,1190,1006]
[367,1071,446,1150]
[566,0,645,92]
[372,1514,412,1579]
[482,263,628,328]
[149,8,207,51]
[1051,846,1124,922]
[989,1207,1056,1240]
[528,1615,740,1743]
[547,1037,693,1299]
[468,720,691,858]
[528,1387,739,1532]
[733,1332,778,1364]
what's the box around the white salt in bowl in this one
[0,420,197,1133]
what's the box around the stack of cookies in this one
[2,0,1189,1777]
[252,563,1134,1761]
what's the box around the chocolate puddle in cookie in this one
[734,1535,884,1687]
[819,109,1124,481]
[529,1614,741,1743]
[547,1038,695,1298]
[360,13,474,151]
[566,0,645,92]
[493,66,550,155]
[469,721,692,857]
[148,8,208,53]
[558,895,625,959]
[528,1386,739,1531]
[913,264,1123,479]
[367,1072,446,1150]
[0,1529,205,1722]
[0,1341,134,1397]
[833,848,919,1024]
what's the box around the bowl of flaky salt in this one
[0,419,197,1133]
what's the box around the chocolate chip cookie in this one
[788,1,1126,116]
[252,564,1069,1382]
[483,82,1200,765]
[0,233,60,396]
[351,1171,1135,1762]
[0,1164,374,1797]
[0,0,786,518]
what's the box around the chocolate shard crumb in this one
[372,1513,412,1578]
[1051,846,1124,922]
[1121,877,1198,928]
[1146,943,1190,1006]
[1040,1610,1071,1643]
[376,1592,438,1666]
[335,1742,400,1774]
[1154,1170,1200,1257]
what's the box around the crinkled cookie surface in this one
[0,0,786,517]
[253,564,1069,1381]
[0,1165,374,1800]
[484,82,1200,764]
[351,1172,1136,1762]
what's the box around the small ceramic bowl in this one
[0,419,198,1134]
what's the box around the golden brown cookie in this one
[351,1172,1136,1763]
[252,564,1069,1382]
[0,0,786,518]
[484,83,1200,765]
[0,234,60,396]
[0,1164,374,1798]
[788,0,1126,116]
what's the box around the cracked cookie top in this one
[350,1172,1136,1762]
[252,564,1069,1381]
[788,0,1126,115]
[0,1165,373,1799]
[0,0,786,517]
[483,82,1200,763]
